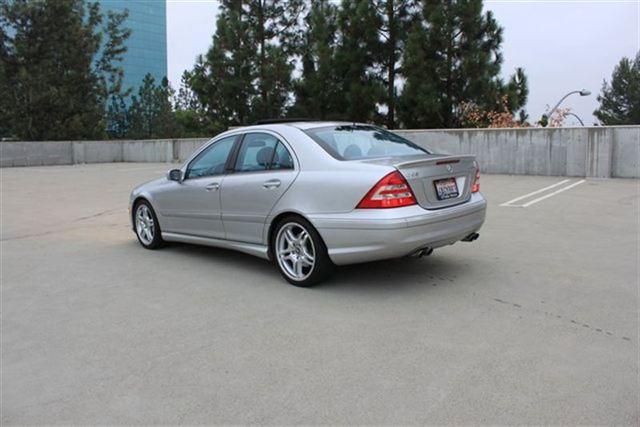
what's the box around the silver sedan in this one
[129,121,486,286]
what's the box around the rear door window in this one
[234,133,294,172]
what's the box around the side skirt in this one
[162,232,269,260]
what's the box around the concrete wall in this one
[0,138,209,168]
[1,127,638,178]
[395,126,638,178]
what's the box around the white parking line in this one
[520,180,586,207]
[500,179,570,207]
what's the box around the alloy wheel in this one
[135,204,155,246]
[275,222,316,281]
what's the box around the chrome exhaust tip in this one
[462,232,480,242]
[410,247,433,258]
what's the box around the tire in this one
[133,200,164,249]
[271,215,334,287]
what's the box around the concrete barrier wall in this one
[395,126,638,178]
[0,138,210,167]
[1,126,638,178]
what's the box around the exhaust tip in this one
[409,247,433,258]
[462,232,480,242]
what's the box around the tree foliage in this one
[398,0,527,128]
[127,74,177,139]
[375,0,418,128]
[290,0,340,119]
[594,53,640,125]
[248,0,304,120]
[189,0,305,127]
[0,0,130,140]
[1,0,540,141]
[332,0,384,122]
[173,71,220,137]
[188,1,254,128]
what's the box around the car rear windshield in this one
[304,125,430,160]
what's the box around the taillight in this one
[472,165,480,193]
[357,171,417,209]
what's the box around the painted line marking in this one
[500,179,570,206]
[520,179,586,207]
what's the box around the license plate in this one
[434,178,459,200]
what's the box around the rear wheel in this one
[272,216,333,286]
[134,200,164,249]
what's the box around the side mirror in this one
[167,169,183,182]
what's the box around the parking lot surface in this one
[1,163,638,424]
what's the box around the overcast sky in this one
[167,0,639,126]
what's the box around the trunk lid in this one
[359,154,477,209]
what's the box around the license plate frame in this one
[434,178,459,200]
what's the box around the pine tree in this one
[174,71,218,137]
[98,8,132,137]
[189,1,254,127]
[128,74,177,139]
[174,71,200,111]
[252,44,293,119]
[333,0,384,122]
[594,53,640,125]
[248,0,305,120]
[0,0,130,140]
[374,0,419,128]
[106,94,130,138]
[290,0,340,119]
[189,0,304,127]
[96,9,131,103]
[505,67,528,115]
[396,19,440,128]
[0,22,11,138]
[398,0,527,128]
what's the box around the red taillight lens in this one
[357,171,417,209]
[472,165,480,193]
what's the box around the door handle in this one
[262,179,281,189]
[205,182,220,191]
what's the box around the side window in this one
[185,136,236,179]
[235,133,275,171]
[271,142,294,170]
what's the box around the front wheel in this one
[133,200,164,249]
[272,216,333,287]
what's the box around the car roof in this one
[228,121,365,133]
[287,121,354,130]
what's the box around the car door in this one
[153,135,238,238]
[220,132,298,244]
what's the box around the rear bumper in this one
[308,193,487,265]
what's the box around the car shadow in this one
[325,256,470,292]
[157,241,276,274]
[149,241,472,294]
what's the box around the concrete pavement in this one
[1,163,638,424]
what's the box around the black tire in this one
[133,199,165,250]
[271,215,334,287]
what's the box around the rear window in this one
[304,125,429,160]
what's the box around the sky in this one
[167,0,639,126]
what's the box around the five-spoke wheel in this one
[134,200,164,249]
[276,223,316,281]
[272,216,333,286]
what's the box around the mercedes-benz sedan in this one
[129,121,486,286]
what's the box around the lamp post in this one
[566,112,585,126]
[545,89,591,125]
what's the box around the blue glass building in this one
[98,0,167,93]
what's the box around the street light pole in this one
[566,112,585,126]
[545,89,591,124]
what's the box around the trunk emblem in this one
[446,164,453,173]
